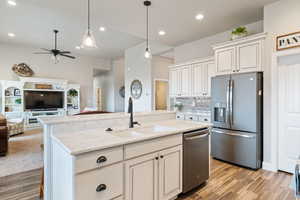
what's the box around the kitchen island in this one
[40,111,211,200]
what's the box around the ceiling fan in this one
[34,30,76,63]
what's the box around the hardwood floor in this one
[179,159,296,200]
[0,159,296,200]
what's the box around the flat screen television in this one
[24,91,64,110]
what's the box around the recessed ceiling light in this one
[7,0,17,6]
[99,27,106,32]
[195,14,204,21]
[75,46,81,50]
[8,33,15,37]
[158,30,166,36]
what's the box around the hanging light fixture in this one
[144,0,152,59]
[81,0,97,48]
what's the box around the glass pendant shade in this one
[81,29,97,49]
[144,47,152,59]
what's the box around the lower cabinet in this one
[125,145,183,200]
[75,163,123,200]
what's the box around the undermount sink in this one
[110,125,177,138]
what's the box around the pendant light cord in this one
[88,0,90,32]
[146,5,149,49]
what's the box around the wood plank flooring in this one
[0,159,297,200]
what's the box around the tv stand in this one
[0,77,80,130]
[24,110,66,129]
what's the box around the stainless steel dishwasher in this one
[182,128,210,193]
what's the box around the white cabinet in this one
[125,153,159,200]
[52,134,183,200]
[125,145,183,200]
[75,163,123,200]
[169,68,180,97]
[190,59,214,97]
[213,32,267,76]
[169,66,191,97]
[215,47,236,75]
[236,41,262,73]
[158,146,182,200]
[169,57,214,98]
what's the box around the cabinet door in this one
[158,145,182,200]
[215,47,236,75]
[207,62,215,97]
[169,69,176,97]
[180,66,190,97]
[191,63,203,96]
[237,41,262,73]
[201,64,208,96]
[125,153,159,200]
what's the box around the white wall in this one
[174,21,264,64]
[152,56,174,80]
[112,58,125,112]
[93,70,115,112]
[125,43,152,112]
[263,0,300,165]
[0,43,111,109]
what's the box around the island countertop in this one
[51,119,211,156]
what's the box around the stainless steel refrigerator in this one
[211,72,263,169]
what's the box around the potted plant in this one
[174,102,183,112]
[231,26,248,40]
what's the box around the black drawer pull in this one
[96,156,107,164]
[96,184,107,192]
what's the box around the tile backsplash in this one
[170,97,211,113]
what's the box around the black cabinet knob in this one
[155,157,159,160]
[96,184,107,192]
[96,156,107,164]
[160,155,164,159]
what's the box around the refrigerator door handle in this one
[229,79,234,127]
[226,80,231,128]
[213,129,255,139]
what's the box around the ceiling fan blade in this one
[60,54,76,59]
[34,52,52,54]
[41,48,52,52]
[59,51,71,54]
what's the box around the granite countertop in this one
[52,119,212,156]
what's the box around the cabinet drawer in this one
[184,114,198,121]
[125,134,182,159]
[75,163,123,200]
[176,113,185,120]
[75,147,123,173]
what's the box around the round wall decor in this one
[130,80,143,99]
[119,86,125,98]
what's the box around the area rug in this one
[0,129,43,177]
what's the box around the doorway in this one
[154,80,168,110]
[278,60,300,173]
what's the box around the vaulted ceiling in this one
[0,0,278,58]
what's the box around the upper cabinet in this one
[169,57,214,97]
[213,32,267,76]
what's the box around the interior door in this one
[125,153,159,200]
[278,64,300,173]
[158,146,182,200]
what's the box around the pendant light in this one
[144,0,152,59]
[81,0,97,48]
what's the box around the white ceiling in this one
[0,0,278,59]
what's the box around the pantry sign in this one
[277,31,300,51]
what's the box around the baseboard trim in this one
[262,161,277,172]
